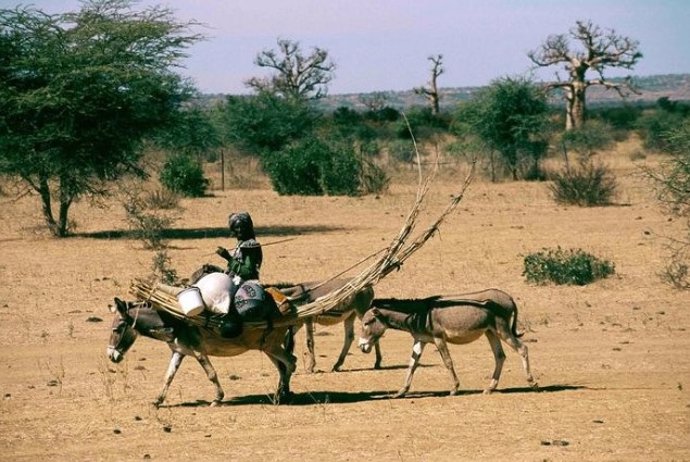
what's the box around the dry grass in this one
[1,139,689,461]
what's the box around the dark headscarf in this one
[228,212,256,241]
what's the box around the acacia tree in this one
[646,123,690,288]
[245,38,335,100]
[414,54,444,115]
[455,77,548,181]
[528,20,642,130]
[0,0,200,236]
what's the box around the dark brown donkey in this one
[358,288,537,398]
[279,279,376,372]
[107,298,295,406]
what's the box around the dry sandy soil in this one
[1,145,689,461]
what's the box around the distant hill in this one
[318,74,690,111]
[198,73,690,111]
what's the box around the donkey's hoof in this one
[482,388,494,395]
[274,391,293,405]
[391,390,407,399]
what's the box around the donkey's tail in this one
[511,299,525,338]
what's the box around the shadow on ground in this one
[74,224,346,241]
[162,384,587,408]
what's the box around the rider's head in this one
[228,212,255,240]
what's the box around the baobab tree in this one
[245,38,336,100]
[414,54,444,115]
[528,20,642,130]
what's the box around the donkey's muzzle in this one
[358,338,372,354]
[107,347,123,363]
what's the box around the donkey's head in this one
[106,298,139,363]
[358,307,387,354]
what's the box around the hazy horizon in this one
[4,0,690,95]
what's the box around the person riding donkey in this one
[216,211,263,281]
[209,212,276,338]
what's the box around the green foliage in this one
[151,249,178,285]
[395,107,449,141]
[652,122,690,216]
[646,122,690,289]
[388,140,419,164]
[523,247,615,285]
[0,0,200,236]
[328,107,384,142]
[122,190,178,250]
[560,120,616,157]
[359,158,390,195]
[218,92,317,153]
[262,137,361,196]
[159,153,209,197]
[549,160,618,206]
[638,112,685,151]
[592,105,642,130]
[636,101,688,151]
[154,107,221,161]
[453,76,549,180]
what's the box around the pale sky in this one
[5,0,690,95]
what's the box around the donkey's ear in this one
[114,298,128,316]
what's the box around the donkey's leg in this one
[304,319,316,373]
[500,329,538,389]
[192,352,225,406]
[332,311,356,372]
[373,340,383,370]
[393,340,427,398]
[483,330,506,394]
[155,350,184,407]
[433,337,460,396]
[264,347,296,404]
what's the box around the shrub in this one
[121,188,179,250]
[645,122,690,289]
[262,137,361,196]
[636,110,685,151]
[151,249,178,285]
[660,258,690,290]
[388,139,419,164]
[523,247,615,285]
[124,201,175,250]
[359,157,390,194]
[144,188,180,210]
[560,120,615,157]
[159,153,209,197]
[549,161,618,206]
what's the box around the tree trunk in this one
[565,80,587,130]
[431,92,440,116]
[56,176,74,237]
[37,176,60,236]
[57,196,72,237]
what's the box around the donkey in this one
[189,266,379,373]
[279,279,377,373]
[358,288,537,398]
[107,297,296,406]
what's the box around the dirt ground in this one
[1,146,689,461]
